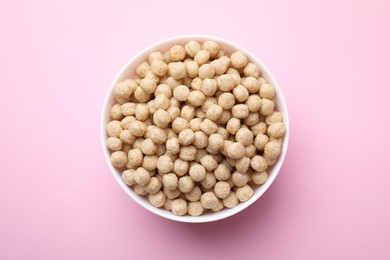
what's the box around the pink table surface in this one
[1,0,390,259]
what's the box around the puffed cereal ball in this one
[133,184,147,196]
[127,148,143,168]
[150,59,168,76]
[214,181,231,199]
[265,111,283,125]
[201,78,218,96]
[267,122,286,138]
[188,201,204,216]
[217,74,236,91]
[106,137,123,151]
[214,163,231,180]
[194,50,210,65]
[264,141,282,159]
[200,172,217,189]
[193,131,208,149]
[173,84,190,101]
[162,173,179,191]
[202,41,219,57]
[187,90,206,107]
[141,138,157,155]
[148,51,163,63]
[191,77,203,90]
[185,185,202,202]
[235,156,251,173]
[233,85,249,102]
[129,120,146,137]
[218,92,235,110]
[200,155,218,171]
[178,129,195,145]
[251,171,268,185]
[260,98,275,116]
[198,64,215,79]
[168,62,186,79]
[142,155,158,171]
[140,78,157,94]
[173,159,189,176]
[206,104,223,121]
[226,142,245,159]
[226,118,241,135]
[189,163,206,182]
[200,192,219,209]
[210,59,227,76]
[243,77,260,93]
[171,199,188,216]
[110,104,123,120]
[250,155,268,172]
[200,119,218,135]
[189,118,202,132]
[236,185,254,202]
[244,112,260,126]
[259,83,276,99]
[179,145,197,161]
[134,167,151,186]
[223,192,239,208]
[121,102,136,116]
[110,151,127,168]
[230,51,248,69]
[169,45,186,62]
[235,128,254,146]
[148,126,167,144]
[167,106,180,122]
[231,104,249,119]
[201,97,217,112]
[208,133,224,152]
[181,105,196,121]
[178,176,195,193]
[136,61,150,78]
[166,138,180,154]
[172,117,189,133]
[164,187,181,199]
[153,94,170,110]
[186,61,199,78]
[153,109,170,128]
[114,81,133,98]
[122,169,136,186]
[106,120,122,137]
[232,171,250,187]
[185,40,202,57]
[148,190,166,208]
[157,155,174,174]
[243,62,260,78]
[163,198,173,210]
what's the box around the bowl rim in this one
[101,34,289,223]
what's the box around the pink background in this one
[1,0,389,259]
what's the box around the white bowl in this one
[101,35,289,223]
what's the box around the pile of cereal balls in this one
[106,40,286,216]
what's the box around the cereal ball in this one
[167,106,181,122]
[181,105,196,121]
[201,78,218,96]
[129,120,146,137]
[119,130,135,145]
[178,129,195,145]
[253,134,268,151]
[207,133,224,153]
[236,185,253,202]
[169,45,186,62]
[134,87,151,103]
[110,104,123,120]
[214,163,231,181]
[106,120,122,137]
[251,171,268,185]
[200,119,218,135]
[120,116,135,129]
[189,118,202,132]
[142,155,158,171]
[264,141,282,159]
[260,98,275,116]
[222,192,238,208]
[202,41,220,57]
[140,78,157,95]
[134,167,151,186]
[214,181,231,199]
[156,144,167,156]
[153,94,170,110]
[121,102,136,116]
[147,100,157,114]
[267,122,286,138]
[189,163,206,182]
[173,84,190,101]
[136,61,150,78]
[221,140,233,157]
[140,139,157,155]
[201,192,219,209]
[211,199,224,212]
[165,128,177,139]
[166,77,182,89]
[204,104,223,122]
[134,104,148,122]
[217,92,235,110]
[231,51,248,69]
[173,159,189,176]
[193,131,208,149]
[244,112,260,126]
[265,111,283,125]
[168,62,186,79]
[166,138,180,154]
[133,184,147,196]
[153,109,170,128]
[210,59,227,76]
[251,155,268,172]
[157,155,174,174]
[200,172,217,189]
[264,156,278,166]
[198,64,215,79]
[144,71,159,83]
[162,173,179,191]
[163,198,173,210]
[231,104,249,119]
[217,74,236,91]
[172,117,189,133]
[150,59,168,76]
[194,149,207,163]
[199,155,216,172]
[148,51,163,63]
[186,61,199,78]
[194,50,210,65]
[232,171,250,187]
[259,83,276,99]
[243,62,260,78]
[114,81,132,99]
[110,151,127,168]
[196,109,206,119]
[185,185,202,201]
[106,137,123,151]
[189,77,201,91]
[148,190,166,208]
[187,91,206,107]
[185,40,201,57]
[235,157,251,173]
[132,138,144,150]
[234,128,253,147]
[163,187,181,199]
[245,95,262,113]
[179,145,197,161]
[201,97,217,112]
[122,169,136,186]
[251,122,267,136]
[226,118,241,135]
[243,77,260,93]
[155,84,172,98]
[188,201,204,216]
[171,199,187,216]
[148,126,167,144]
[232,85,249,102]
[227,142,245,159]
[178,176,195,193]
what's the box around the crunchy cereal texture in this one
[106,40,286,216]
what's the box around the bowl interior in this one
[101,35,289,223]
